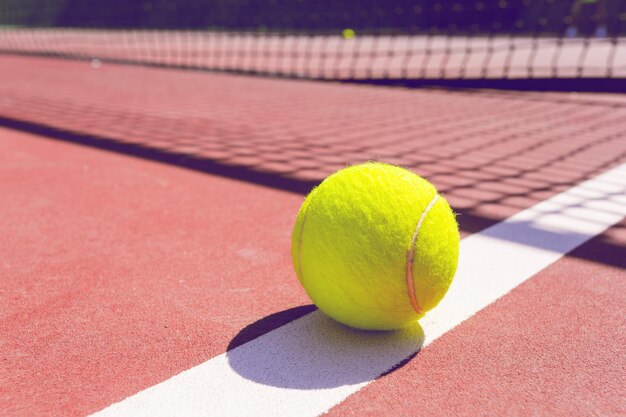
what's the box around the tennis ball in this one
[292,162,459,330]
[342,28,356,39]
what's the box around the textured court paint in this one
[92,164,626,417]
[0,128,310,416]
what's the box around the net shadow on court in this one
[0,59,623,268]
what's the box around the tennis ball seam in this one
[405,193,440,315]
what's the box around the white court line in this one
[92,164,626,417]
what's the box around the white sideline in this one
[92,163,626,417]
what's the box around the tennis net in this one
[1,0,625,80]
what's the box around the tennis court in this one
[1,1,625,416]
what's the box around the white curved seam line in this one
[406,193,440,315]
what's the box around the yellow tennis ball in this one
[342,28,356,39]
[292,162,459,330]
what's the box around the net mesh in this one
[1,0,625,79]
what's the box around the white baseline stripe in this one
[92,164,626,417]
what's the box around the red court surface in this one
[1,55,625,416]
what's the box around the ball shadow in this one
[226,306,424,390]
[227,305,318,351]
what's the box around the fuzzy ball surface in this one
[292,162,460,330]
